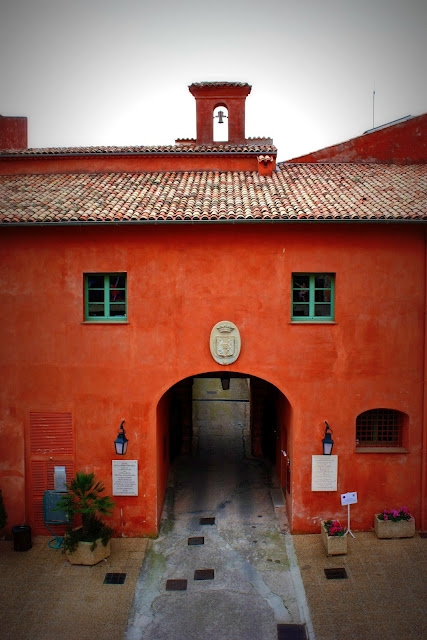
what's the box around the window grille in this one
[356,409,403,448]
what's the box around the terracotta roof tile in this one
[0,163,426,224]
[1,143,276,156]
[189,81,251,88]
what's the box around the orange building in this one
[0,82,426,537]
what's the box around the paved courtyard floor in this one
[1,525,426,639]
[1,413,426,640]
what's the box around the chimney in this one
[189,82,251,145]
[0,116,28,150]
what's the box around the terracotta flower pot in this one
[374,514,415,539]
[321,520,347,556]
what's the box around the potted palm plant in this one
[56,472,115,565]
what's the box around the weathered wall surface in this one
[287,113,427,164]
[0,116,27,150]
[0,222,424,535]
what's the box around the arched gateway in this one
[156,373,292,533]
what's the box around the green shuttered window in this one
[84,273,127,321]
[292,273,334,321]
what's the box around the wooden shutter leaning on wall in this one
[29,412,74,534]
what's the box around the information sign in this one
[341,491,358,506]
[112,460,138,496]
[311,455,338,491]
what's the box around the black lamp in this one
[221,374,230,391]
[114,420,128,455]
[322,421,334,455]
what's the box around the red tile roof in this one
[189,82,251,88]
[0,143,276,156]
[0,163,426,224]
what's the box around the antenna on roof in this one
[372,83,376,129]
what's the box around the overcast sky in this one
[1,0,426,161]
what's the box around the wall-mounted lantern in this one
[322,421,334,455]
[114,420,128,455]
[220,374,230,391]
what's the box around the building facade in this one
[1,82,426,537]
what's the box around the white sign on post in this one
[341,491,358,538]
[341,491,358,505]
[311,455,338,491]
[112,460,138,496]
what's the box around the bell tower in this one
[189,82,252,145]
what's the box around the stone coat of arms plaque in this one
[210,321,241,365]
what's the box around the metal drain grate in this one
[104,573,126,584]
[166,579,188,591]
[200,517,215,525]
[324,568,348,580]
[194,568,214,580]
[188,536,205,545]
[277,623,307,639]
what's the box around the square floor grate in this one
[277,623,307,639]
[194,568,214,580]
[166,579,188,591]
[188,536,205,545]
[324,568,348,580]
[104,573,126,585]
[200,517,215,525]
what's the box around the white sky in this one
[1,0,426,161]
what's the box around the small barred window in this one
[356,409,404,448]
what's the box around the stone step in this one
[270,487,285,507]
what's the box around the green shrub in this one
[55,472,114,554]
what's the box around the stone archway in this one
[168,373,284,467]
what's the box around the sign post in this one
[341,491,357,538]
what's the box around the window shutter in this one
[29,412,74,534]
[30,412,73,455]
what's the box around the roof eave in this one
[2,217,426,228]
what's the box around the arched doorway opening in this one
[168,373,286,463]
[213,105,229,142]
[158,373,291,528]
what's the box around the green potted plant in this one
[56,472,115,565]
[321,519,347,556]
[374,507,415,539]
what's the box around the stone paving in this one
[125,420,312,640]
[1,415,426,640]
[294,532,427,640]
[0,536,147,640]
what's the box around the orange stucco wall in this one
[288,113,427,164]
[0,222,425,536]
[156,391,171,524]
[0,116,27,150]
[0,153,268,177]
